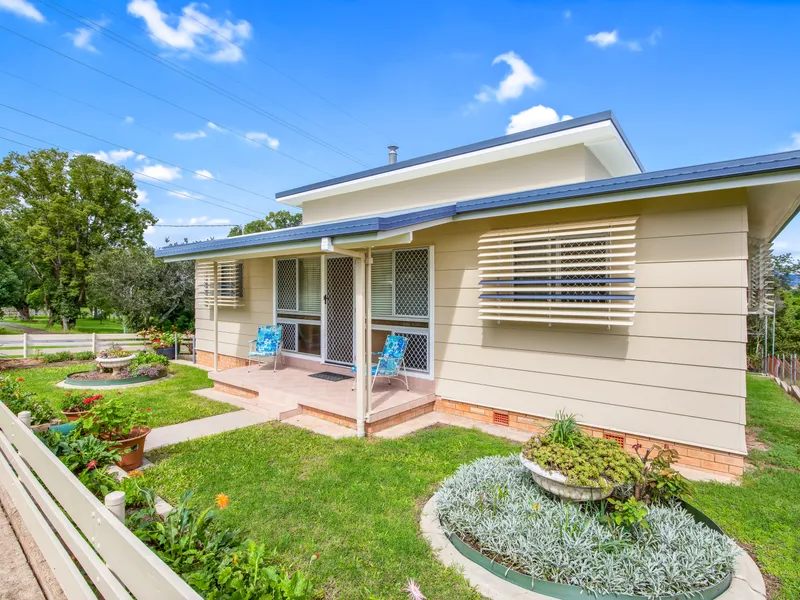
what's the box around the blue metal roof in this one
[275,111,643,199]
[155,148,800,259]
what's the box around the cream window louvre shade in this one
[298,257,321,314]
[748,238,774,316]
[371,252,393,317]
[196,260,244,307]
[478,218,637,327]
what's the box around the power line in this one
[0,24,335,176]
[151,223,236,227]
[75,0,376,163]
[0,129,263,219]
[0,68,161,135]
[39,0,371,168]
[0,102,273,207]
[161,0,390,143]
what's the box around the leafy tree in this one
[0,149,155,329]
[228,210,302,237]
[88,246,195,331]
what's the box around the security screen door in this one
[324,256,355,365]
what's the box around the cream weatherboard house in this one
[156,111,800,478]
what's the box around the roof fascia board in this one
[278,120,636,206]
[454,170,800,223]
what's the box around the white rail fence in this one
[0,333,146,358]
[0,401,201,599]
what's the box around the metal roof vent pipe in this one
[388,145,399,164]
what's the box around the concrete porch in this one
[207,359,436,434]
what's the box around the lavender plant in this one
[434,455,737,598]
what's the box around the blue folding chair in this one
[248,325,283,372]
[352,335,409,390]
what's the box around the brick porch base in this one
[195,350,744,476]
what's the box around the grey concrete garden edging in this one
[420,497,767,600]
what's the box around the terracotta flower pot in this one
[108,427,151,471]
[61,410,90,422]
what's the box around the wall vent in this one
[493,411,510,426]
[604,432,625,449]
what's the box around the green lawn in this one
[141,424,519,600]
[5,363,239,428]
[693,375,800,600]
[0,326,14,335]
[0,315,125,334]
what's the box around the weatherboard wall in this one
[301,146,609,225]
[410,192,749,455]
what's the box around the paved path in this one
[146,410,273,450]
[0,495,46,600]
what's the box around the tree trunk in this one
[47,311,55,327]
[16,305,30,321]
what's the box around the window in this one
[196,260,244,307]
[370,248,431,373]
[477,218,637,326]
[371,248,429,319]
[275,257,322,356]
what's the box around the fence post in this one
[91,333,97,355]
[104,491,126,524]
[22,332,27,359]
[174,335,179,361]
[17,411,31,428]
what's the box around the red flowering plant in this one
[137,327,177,351]
[59,391,103,414]
[77,396,150,441]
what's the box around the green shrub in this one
[633,444,694,504]
[0,376,58,424]
[603,497,649,531]
[522,433,642,489]
[130,351,170,370]
[73,351,96,361]
[39,351,73,363]
[546,410,583,448]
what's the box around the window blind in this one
[478,218,637,326]
[298,257,321,314]
[371,252,394,317]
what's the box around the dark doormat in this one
[309,371,353,382]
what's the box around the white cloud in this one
[207,121,225,132]
[174,129,207,140]
[137,163,181,181]
[788,133,800,150]
[0,0,44,22]
[66,20,109,53]
[188,216,208,224]
[135,189,150,204]
[563,9,571,20]
[587,29,659,51]
[168,190,201,199]
[194,169,213,179]
[245,131,280,149]
[127,0,252,63]
[90,148,135,164]
[475,51,542,103]
[124,116,135,124]
[207,218,230,225]
[506,105,573,135]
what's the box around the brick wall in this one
[434,398,745,477]
[196,350,249,370]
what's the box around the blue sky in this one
[1,0,799,250]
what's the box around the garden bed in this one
[434,455,738,599]
[64,370,163,386]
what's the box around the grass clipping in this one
[435,455,737,598]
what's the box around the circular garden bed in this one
[434,455,738,599]
[64,370,163,387]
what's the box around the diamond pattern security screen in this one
[196,261,244,307]
[478,218,637,327]
[281,321,298,352]
[275,259,297,312]
[398,331,428,372]
[395,248,429,317]
[325,256,355,364]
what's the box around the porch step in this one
[282,414,357,439]
[192,389,297,420]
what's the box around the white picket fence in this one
[0,402,202,599]
[0,333,147,358]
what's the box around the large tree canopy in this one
[89,246,194,331]
[0,149,155,329]
[228,210,302,237]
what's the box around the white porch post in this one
[213,261,219,372]
[354,255,367,437]
[365,248,373,414]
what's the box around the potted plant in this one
[138,328,178,360]
[520,411,642,501]
[59,391,103,422]
[77,397,151,471]
[96,343,134,374]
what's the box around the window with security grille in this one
[371,248,429,319]
[478,218,637,326]
[275,257,322,357]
